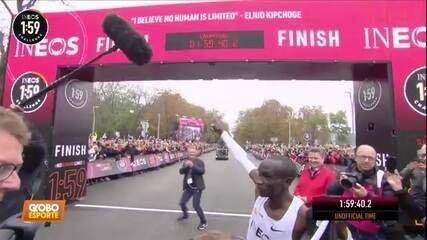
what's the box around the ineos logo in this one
[14,37,79,57]
[132,157,147,167]
[364,26,426,49]
[116,159,128,172]
[65,79,88,109]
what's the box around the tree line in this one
[233,99,351,145]
[93,83,351,145]
[93,83,228,143]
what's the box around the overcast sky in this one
[126,80,354,130]
[1,0,354,130]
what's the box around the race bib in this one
[187,177,193,185]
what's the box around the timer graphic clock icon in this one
[12,9,48,44]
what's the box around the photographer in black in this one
[177,144,207,231]
[327,144,397,240]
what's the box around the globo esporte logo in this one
[22,200,66,222]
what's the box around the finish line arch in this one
[1,1,425,200]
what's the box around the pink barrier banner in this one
[163,152,171,164]
[157,153,165,166]
[130,155,150,171]
[87,157,133,179]
[169,153,175,162]
[86,150,211,179]
[148,154,158,168]
[130,151,184,172]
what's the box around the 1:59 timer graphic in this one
[405,67,426,116]
[49,167,87,200]
[12,9,48,44]
[10,72,48,113]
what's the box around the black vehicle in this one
[216,145,229,160]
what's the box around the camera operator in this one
[327,144,396,240]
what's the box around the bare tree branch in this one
[16,0,24,12]
[21,0,37,11]
[0,32,4,54]
[60,0,70,6]
[1,0,13,17]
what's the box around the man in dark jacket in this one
[400,144,426,211]
[177,144,207,231]
[386,170,425,224]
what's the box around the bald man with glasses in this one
[327,145,397,240]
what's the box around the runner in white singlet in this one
[247,196,305,240]
[212,124,309,240]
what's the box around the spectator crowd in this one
[247,143,355,166]
[88,136,212,161]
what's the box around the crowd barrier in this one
[202,146,216,153]
[87,147,216,179]
[250,150,269,160]
[250,150,303,164]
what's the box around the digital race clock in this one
[165,31,264,50]
[312,196,399,221]
[339,199,372,208]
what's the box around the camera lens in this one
[340,178,353,189]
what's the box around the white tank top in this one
[246,196,304,240]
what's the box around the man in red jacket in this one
[294,147,336,206]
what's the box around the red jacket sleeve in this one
[294,175,304,196]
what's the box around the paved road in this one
[35,152,269,240]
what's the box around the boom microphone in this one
[19,14,153,108]
[102,14,153,65]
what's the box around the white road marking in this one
[75,204,251,218]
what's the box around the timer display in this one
[312,197,398,221]
[339,199,372,208]
[165,31,264,50]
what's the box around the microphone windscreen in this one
[102,14,152,65]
